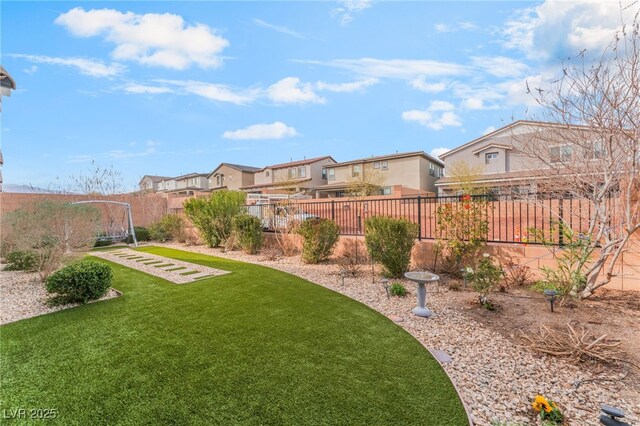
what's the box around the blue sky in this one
[1,0,636,190]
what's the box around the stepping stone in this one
[188,272,216,280]
[388,314,404,322]
[430,349,452,364]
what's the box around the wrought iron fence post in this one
[417,195,422,241]
[558,197,564,246]
[331,200,335,221]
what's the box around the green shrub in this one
[183,190,247,247]
[389,282,407,297]
[45,260,113,305]
[463,256,503,309]
[364,217,419,278]
[297,218,340,264]
[232,214,264,254]
[126,226,150,243]
[149,214,185,242]
[3,250,37,271]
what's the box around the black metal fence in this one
[247,194,594,245]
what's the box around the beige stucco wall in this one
[209,165,254,191]
[325,155,441,193]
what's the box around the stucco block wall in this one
[0,192,167,227]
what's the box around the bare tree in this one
[519,11,639,298]
[345,168,384,197]
[445,160,487,195]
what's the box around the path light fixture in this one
[339,272,346,287]
[544,289,559,312]
[381,278,389,298]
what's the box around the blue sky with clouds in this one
[2,0,636,189]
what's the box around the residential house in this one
[139,175,172,193]
[173,173,210,195]
[157,177,177,193]
[313,151,444,198]
[208,163,260,192]
[435,120,605,196]
[241,156,336,196]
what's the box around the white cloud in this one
[123,83,173,94]
[222,121,299,140]
[435,21,478,33]
[332,0,372,26]
[157,79,259,105]
[434,23,453,33]
[296,58,467,80]
[253,18,305,39]
[10,54,124,78]
[267,77,325,104]
[68,140,158,163]
[315,78,378,93]
[430,147,451,158]
[501,0,640,61]
[55,7,229,69]
[410,77,446,93]
[483,126,497,135]
[471,56,529,78]
[402,101,462,130]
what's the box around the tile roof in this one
[261,156,335,171]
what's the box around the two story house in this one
[208,163,260,192]
[138,175,172,193]
[435,120,604,196]
[313,151,444,198]
[241,156,336,196]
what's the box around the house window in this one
[288,168,297,179]
[485,152,499,164]
[549,145,573,163]
[380,187,392,195]
[373,161,380,169]
[429,163,436,176]
[322,168,327,179]
[298,166,306,178]
[381,161,388,170]
[352,164,361,178]
[327,168,335,180]
[584,140,606,159]
[266,171,270,177]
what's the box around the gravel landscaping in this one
[158,242,639,426]
[0,270,120,325]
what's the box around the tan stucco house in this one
[157,173,210,195]
[313,151,443,198]
[208,163,260,192]
[139,175,172,193]
[241,156,336,196]
[435,120,605,196]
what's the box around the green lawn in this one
[0,246,467,425]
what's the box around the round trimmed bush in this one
[298,218,340,264]
[232,214,264,254]
[126,226,150,243]
[46,260,113,304]
[3,250,37,271]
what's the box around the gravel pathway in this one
[158,242,639,426]
[0,270,120,325]
[90,248,230,284]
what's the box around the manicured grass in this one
[0,246,467,425]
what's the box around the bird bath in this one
[404,271,440,318]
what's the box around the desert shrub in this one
[126,226,150,243]
[232,214,264,255]
[45,260,113,305]
[503,263,533,290]
[2,200,101,281]
[297,218,340,264]
[260,245,282,261]
[335,238,368,277]
[183,190,246,247]
[364,216,419,278]
[3,250,37,271]
[435,194,489,276]
[390,282,407,297]
[463,256,503,309]
[149,214,185,242]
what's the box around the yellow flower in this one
[532,395,549,412]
